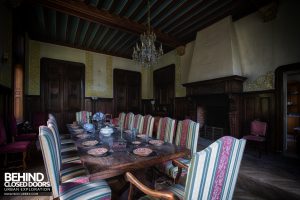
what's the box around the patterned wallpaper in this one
[27,40,137,98]
[243,71,274,92]
[28,41,40,95]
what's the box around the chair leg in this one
[22,151,27,170]
[128,183,134,200]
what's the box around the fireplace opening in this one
[196,94,229,140]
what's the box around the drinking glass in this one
[131,128,137,141]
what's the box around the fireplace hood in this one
[186,16,243,84]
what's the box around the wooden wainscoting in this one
[0,85,13,142]
[24,95,42,123]
[84,97,114,116]
[141,99,154,116]
[174,97,188,120]
[241,90,275,150]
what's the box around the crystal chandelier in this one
[132,0,163,67]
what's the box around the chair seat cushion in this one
[61,138,75,145]
[61,163,87,183]
[0,141,31,153]
[60,134,71,139]
[61,144,77,153]
[62,153,81,164]
[243,135,266,142]
[15,133,37,141]
[59,176,111,200]
[162,158,190,179]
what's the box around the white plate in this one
[87,148,108,156]
[133,147,152,157]
[132,141,141,145]
[76,134,89,139]
[82,140,98,147]
[149,140,164,146]
[137,134,147,139]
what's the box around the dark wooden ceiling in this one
[20,0,273,58]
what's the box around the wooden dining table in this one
[67,124,189,181]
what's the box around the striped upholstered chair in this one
[76,111,92,124]
[47,115,75,150]
[112,112,126,128]
[163,119,200,182]
[141,115,154,136]
[39,126,111,200]
[47,120,86,182]
[47,119,80,164]
[49,113,70,140]
[156,117,176,143]
[124,112,135,130]
[132,114,144,133]
[126,136,246,200]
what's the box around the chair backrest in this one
[153,117,161,136]
[156,117,176,143]
[124,112,134,130]
[132,114,144,133]
[0,117,7,145]
[118,112,126,128]
[175,119,200,156]
[184,136,246,200]
[76,111,92,124]
[47,119,62,168]
[142,115,154,136]
[251,120,267,136]
[39,126,60,199]
[48,113,57,124]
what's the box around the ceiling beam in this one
[28,0,182,48]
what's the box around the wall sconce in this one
[2,52,9,64]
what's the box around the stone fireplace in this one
[183,75,246,140]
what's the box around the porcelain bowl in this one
[100,126,114,137]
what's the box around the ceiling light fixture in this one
[132,0,163,67]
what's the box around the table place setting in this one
[132,147,156,157]
[148,139,164,146]
[82,140,99,147]
[76,133,89,139]
[87,147,109,157]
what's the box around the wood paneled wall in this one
[24,95,41,123]
[85,97,113,116]
[174,97,188,120]
[241,90,275,150]
[0,85,13,141]
[153,65,175,117]
[113,69,141,116]
[25,96,114,118]
[141,99,154,116]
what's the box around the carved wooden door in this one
[41,58,84,133]
[153,64,175,117]
[113,69,141,116]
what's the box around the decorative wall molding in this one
[243,71,274,92]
